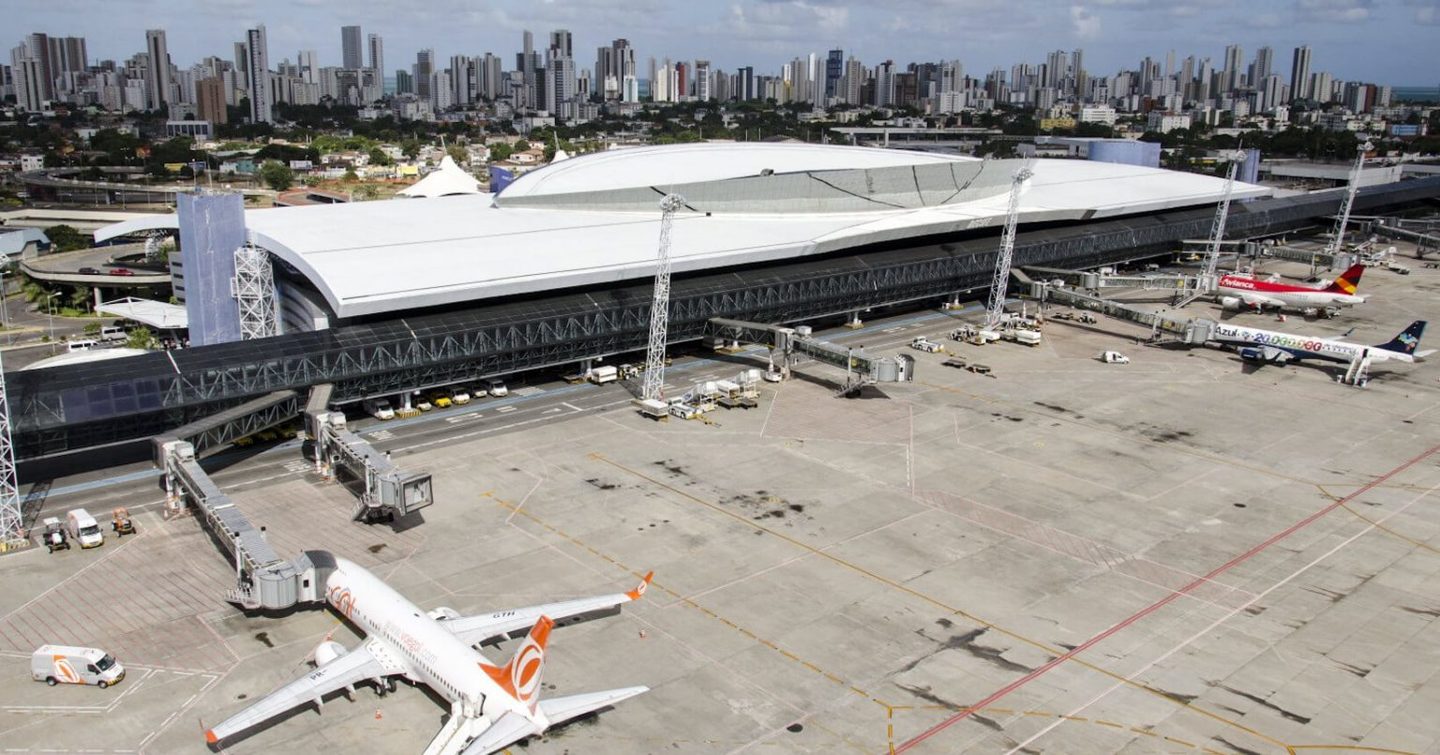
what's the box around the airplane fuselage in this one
[326,558,522,722]
[1211,323,1415,364]
[1217,275,1364,310]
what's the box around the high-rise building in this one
[1290,45,1311,101]
[549,29,572,59]
[479,53,502,100]
[520,30,535,108]
[414,49,433,99]
[341,25,362,70]
[196,76,228,124]
[825,49,843,103]
[21,33,54,101]
[368,34,384,83]
[1250,46,1273,88]
[49,36,86,78]
[145,29,173,109]
[1222,43,1243,92]
[737,66,755,101]
[394,69,412,95]
[9,47,45,111]
[694,59,711,101]
[245,25,272,123]
[298,50,317,84]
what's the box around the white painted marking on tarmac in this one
[496,405,517,414]
[561,402,582,412]
[511,386,545,396]
[367,429,395,440]
[542,408,562,415]
[882,326,904,333]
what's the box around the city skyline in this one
[9,0,1440,86]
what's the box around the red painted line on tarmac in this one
[897,443,1440,753]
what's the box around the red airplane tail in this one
[1324,264,1365,295]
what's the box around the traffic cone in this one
[375,709,382,720]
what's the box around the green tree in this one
[401,139,422,159]
[342,168,359,182]
[367,147,393,166]
[446,145,469,165]
[488,143,514,162]
[125,326,157,350]
[44,224,89,252]
[258,160,295,191]
[513,139,531,152]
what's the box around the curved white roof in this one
[96,144,1271,320]
[397,156,483,198]
[500,142,977,199]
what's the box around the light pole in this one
[0,253,9,345]
[45,291,59,355]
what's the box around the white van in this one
[65,508,104,548]
[100,325,127,342]
[32,645,125,688]
[485,378,508,397]
[66,339,99,353]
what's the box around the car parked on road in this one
[78,266,101,275]
[108,268,134,276]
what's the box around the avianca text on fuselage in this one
[1216,264,1367,311]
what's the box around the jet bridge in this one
[153,438,329,610]
[1366,218,1439,257]
[1015,269,1195,340]
[305,384,433,523]
[708,318,915,394]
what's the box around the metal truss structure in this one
[233,244,278,340]
[0,349,25,549]
[8,177,1440,461]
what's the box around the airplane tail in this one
[1324,264,1365,295]
[482,615,553,717]
[1374,320,1426,355]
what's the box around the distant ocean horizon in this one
[1393,86,1440,102]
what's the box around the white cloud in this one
[1294,0,1372,23]
[1071,4,1102,39]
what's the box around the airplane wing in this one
[1240,293,1281,309]
[444,573,652,649]
[205,637,401,746]
[459,687,650,755]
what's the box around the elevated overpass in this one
[6,176,1440,471]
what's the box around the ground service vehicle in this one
[485,378,508,397]
[65,509,104,548]
[1100,351,1131,364]
[588,366,619,384]
[111,507,135,536]
[41,518,69,552]
[32,646,124,688]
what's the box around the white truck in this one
[587,365,619,384]
[1099,350,1130,364]
[32,645,125,688]
[1001,327,1042,347]
[910,336,944,353]
[364,399,395,420]
[65,509,104,549]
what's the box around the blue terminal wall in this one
[177,192,246,346]
[1088,140,1161,169]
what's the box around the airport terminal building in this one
[10,143,1440,465]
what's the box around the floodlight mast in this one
[1328,140,1373,258]
[1202,149,1249,279]
[985,164,1034,330]
[642,194,686,402]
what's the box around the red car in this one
[108,268,134,276]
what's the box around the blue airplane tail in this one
[1375,321,1426,355]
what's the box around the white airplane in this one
[1212,319,1431,366]
[204,552,653,755]
[1216,264,1367,312]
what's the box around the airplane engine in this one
[1238,347,1264,361]
[427,606,461,621]
[313,640,348,667]
[1219,296,1243,311]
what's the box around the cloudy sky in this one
[11,0,1440,86]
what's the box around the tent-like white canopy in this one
[396,156,483,198]
[96,296,189,330]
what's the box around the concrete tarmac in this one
[1,243,1438,754]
